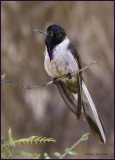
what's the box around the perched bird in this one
[33,24,106,143]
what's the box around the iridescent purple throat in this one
[48,47,53,61]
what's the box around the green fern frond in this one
[1,128,56,148]
[3,136,56,147]
[1,128,56,159]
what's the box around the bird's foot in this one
[67,73,72,79]
[53,77,57,84]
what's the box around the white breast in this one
[44,37,79,78]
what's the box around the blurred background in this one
[1,1,114,159]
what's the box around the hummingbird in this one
[33,24,106,144]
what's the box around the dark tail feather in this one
[77,74,82,119]
[82,81,106,143]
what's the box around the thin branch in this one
[59,133,89,159]
[1,60,96,89]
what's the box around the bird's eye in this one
[48,31,53,37]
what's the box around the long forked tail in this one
[82,81,106,143]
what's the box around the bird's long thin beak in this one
[32,29,48,36]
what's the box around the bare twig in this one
[1,61,96,89]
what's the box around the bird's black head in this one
[46,24,66,47]
[33,24,66,61]
[45,24,66,61]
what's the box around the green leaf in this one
[65,147,70,152]
[46,138,56,142]
[44,153,51,159]
[8,128,15,147]
[67,150,77,155]
[32,153,40,159]
[8,128,13,141]
[81,133,89,141]
[13,151,40,159]
[53,152,62,158]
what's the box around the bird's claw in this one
[53,78,57,84]
[67,73,72,79]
